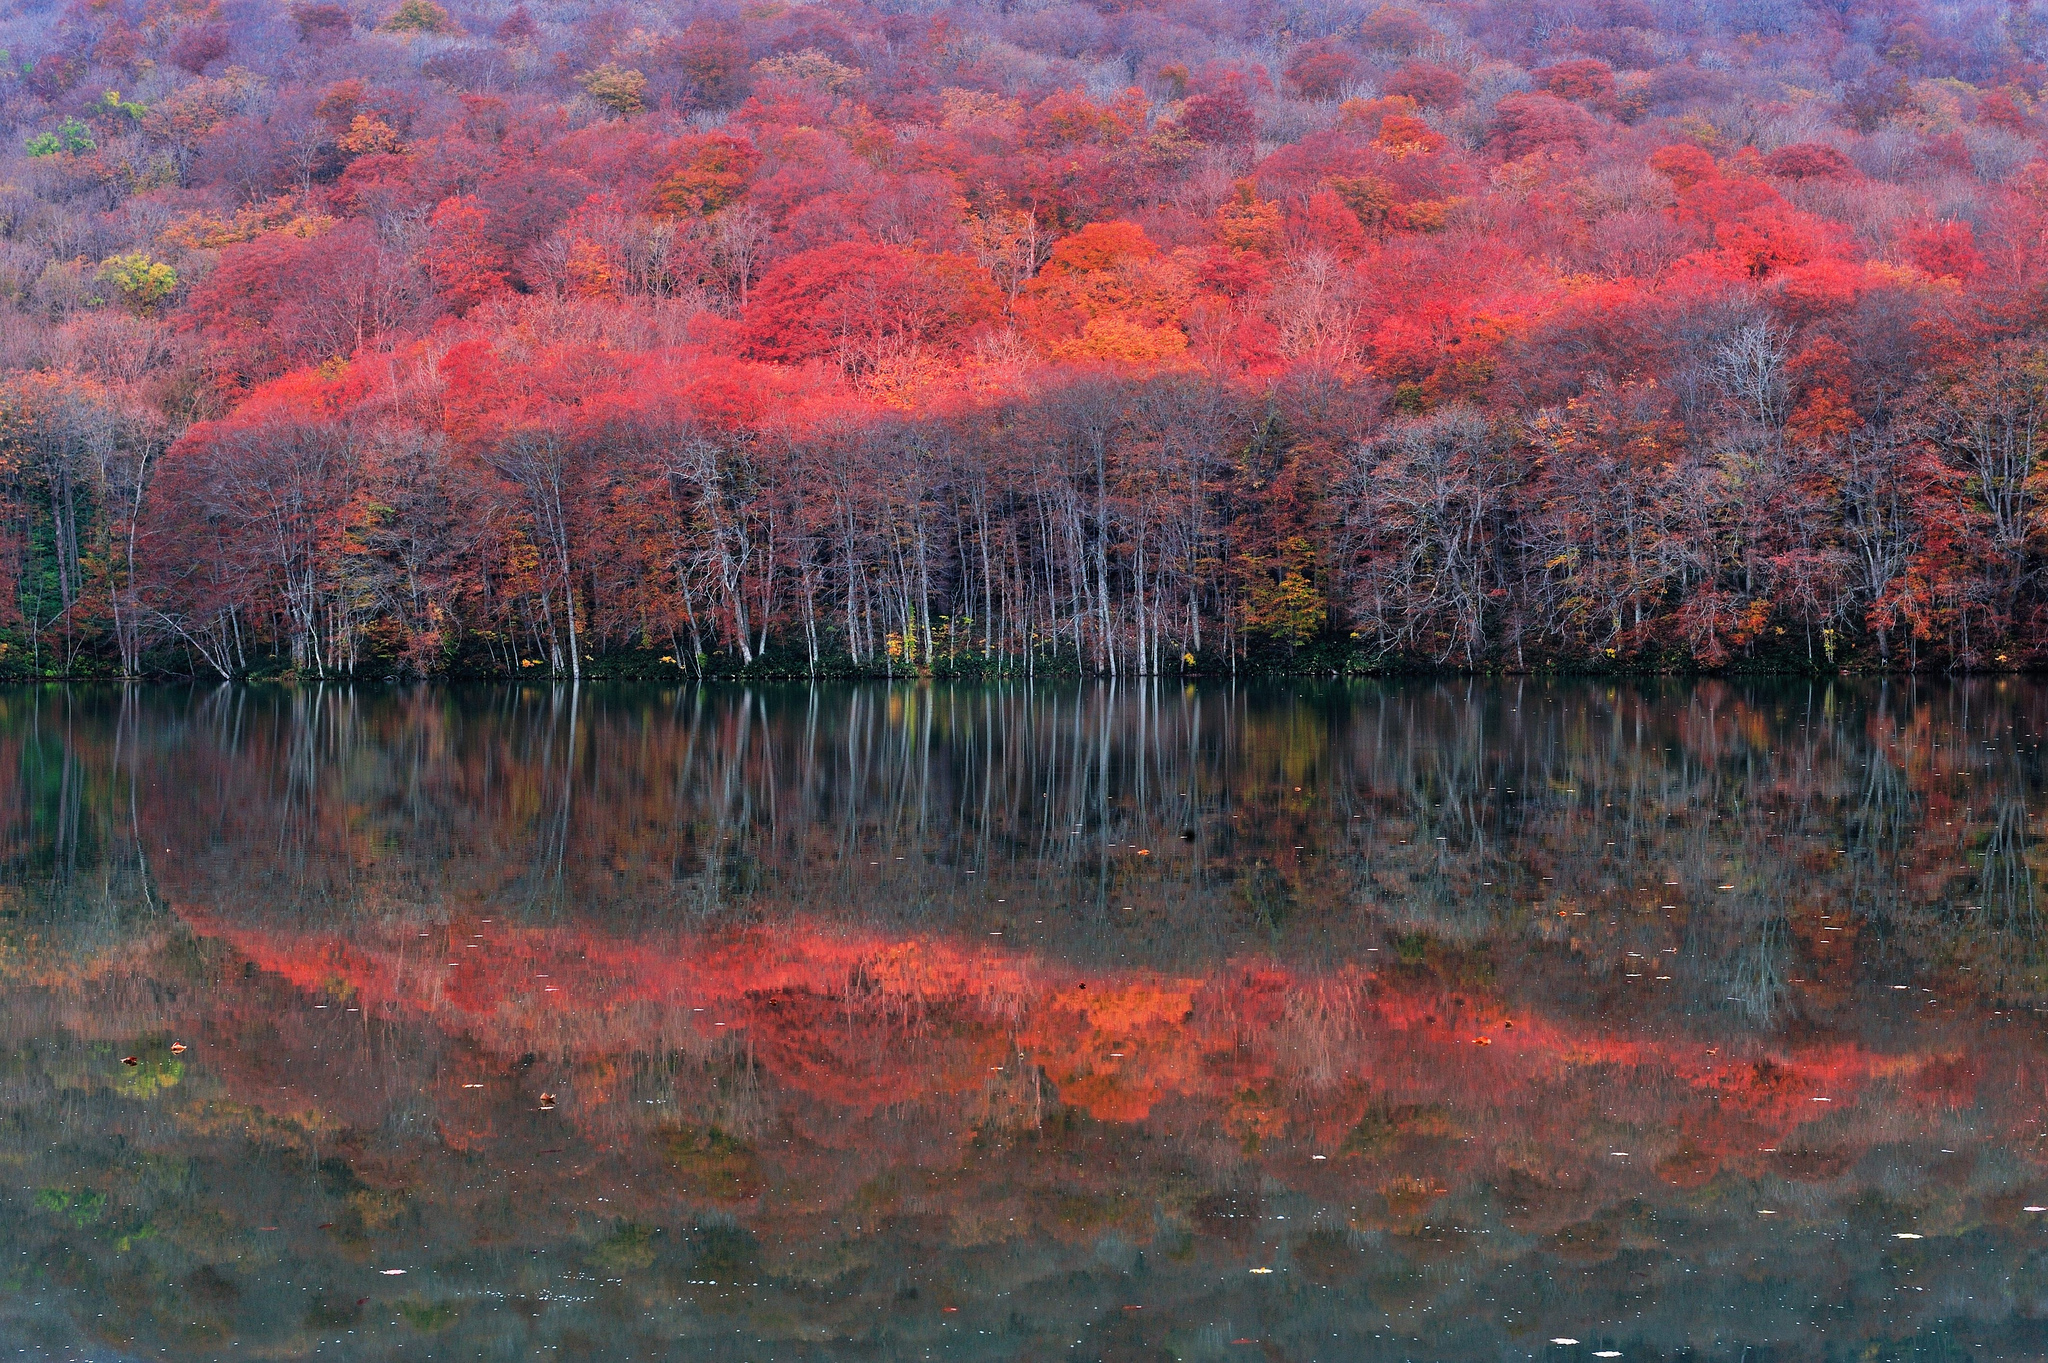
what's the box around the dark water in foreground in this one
[2,681,2045,1362]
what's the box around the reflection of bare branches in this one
[1276,973,1365,1095]
[1717,914,1791,1026]
[702,1052,769,1142]
[619,1041,770,1144]
[1843,709,1916,923]
[976,1053,1045,1141]
[46,675,2048,1040]
[1949,796,2042,998]
[1974,797,2038,929]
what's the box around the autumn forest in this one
[2,0,2047,677]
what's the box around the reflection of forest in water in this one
[3,681,2048,1360]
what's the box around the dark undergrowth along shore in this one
[0,634,2000,683]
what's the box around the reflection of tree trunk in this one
[1727,915,1789,1025]
[1966,796,2039,992]
[1976,799,2037,927]
[552,685,577,889]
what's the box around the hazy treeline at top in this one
[4,0,2048,675]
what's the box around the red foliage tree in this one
[180,224,417,389]
[1181,76,1257,146]
[1762,142,1858,180]
[741,243,998,376]
[0,0,2040,679]
[1902,221,1984,280]
[1384,62,1466,109]
[652,133,762,216]
[1534,59,1616,105]
[1286,42,1360,100]
[1491,93,1598,157]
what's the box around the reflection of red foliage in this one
[1908,1052,1978,1108]
[171,905,1946,1161]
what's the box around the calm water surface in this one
[2,681,2045,1361]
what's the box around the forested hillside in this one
[0,0,2042,676]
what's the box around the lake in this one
[1,680,2043,1361]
